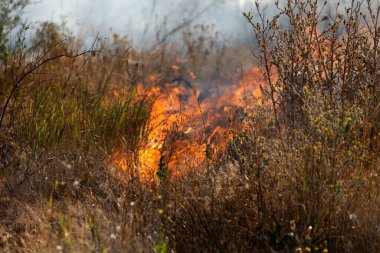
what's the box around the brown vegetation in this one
[0,0,379,252]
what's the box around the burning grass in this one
[1,0,380,252]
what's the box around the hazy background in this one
[22,0,269,46]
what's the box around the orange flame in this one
[113,66,264,180]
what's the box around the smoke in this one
[22,0,265,46]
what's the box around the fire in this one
[111,26,360,181]
[114,66,264,180]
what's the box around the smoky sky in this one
[22,0,351,47]
[22,0,269,46]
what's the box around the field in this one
[0,0,379,252]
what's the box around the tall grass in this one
[0,1,379,252]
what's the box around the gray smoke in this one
[23,0,354,48]
[22,0,272,46]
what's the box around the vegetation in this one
[0,0,379,252]
[0,0,29,60]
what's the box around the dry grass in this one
[0,0,379,252]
